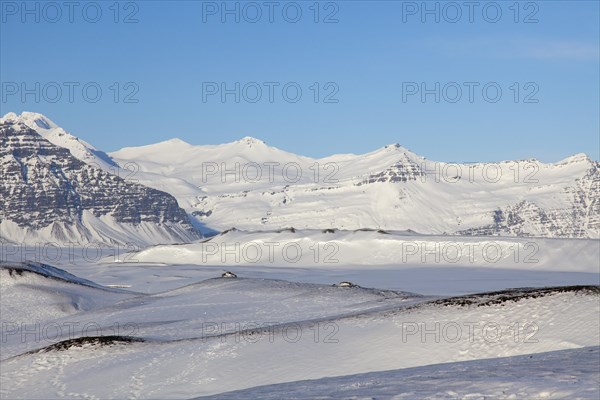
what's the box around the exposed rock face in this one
[357,153,425,185]
[575,162,600,234]
[0,122,200,245]
[456,162,600,238]
[0,111,119,171]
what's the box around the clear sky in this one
[1,0,599,162]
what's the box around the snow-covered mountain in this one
[0,112,119,171]
[111,136,600,239]
[0,119,200,246]
[3,112,597,239]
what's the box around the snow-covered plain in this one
[1,223,599,398]
[1,258,599,398]
[2,228,599,296]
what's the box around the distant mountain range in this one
[1,112,598,245]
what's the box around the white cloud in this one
[418,36,599,61]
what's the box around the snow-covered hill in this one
[134,228,600,273]
[0,262,136,326]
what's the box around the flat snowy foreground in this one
[1,261,599,398]
[201,347,600,400]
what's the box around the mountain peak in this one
[1,111,58,130]
[1,111,18,121]
[236,136,266,147]
[162,138,191,146]
[557,153,592,166]
[1,111,119,170]
[378,142,419,158]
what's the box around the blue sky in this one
[1,0,599,161]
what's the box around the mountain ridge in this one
[2,112,598,239]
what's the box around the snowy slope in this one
[0,262,136,326]
[1,266,598,398]
[203,346,600,399]
[0,212,201,247]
